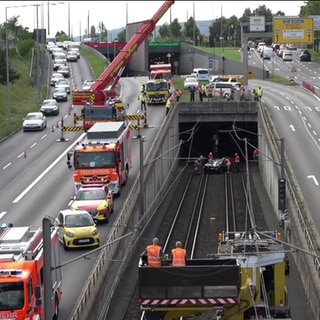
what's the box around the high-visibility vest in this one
[166,99,171,109]
[172,247,186,266]
[257,88,263,96]
[207,86,213,96]
[147,245,162,267]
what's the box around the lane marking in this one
[308,175,319,186]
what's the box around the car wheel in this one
[63,238,69,251]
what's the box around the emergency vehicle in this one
[67,121,131,196]
[149,63,173,88]
[145,79,170,105]
[71,0,175,113]
[139,230,291,320]
[0,224,62,320]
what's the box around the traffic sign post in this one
[273,17,314,44]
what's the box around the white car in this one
[50,73,64,86]
[55,79,71,94]
[183,77,199,90]
[82,80,95,91]
[66,51,78,62]
[23,112,47,131]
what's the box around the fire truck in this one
[67,121,131,196]
[139,230,291,320]
[0,224,62,320]
[150,63,173,88]
[72,0,175,127]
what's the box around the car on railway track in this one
[203,156,232,173]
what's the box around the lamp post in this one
[47,2,65,36]
[5,6,11,128]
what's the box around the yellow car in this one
[55,209,100,250]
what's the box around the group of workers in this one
[141,237,186,267]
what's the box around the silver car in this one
[52,87,68,102]
[23,112,47,131]
[55,79,71,94]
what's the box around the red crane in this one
[72,0,175,106]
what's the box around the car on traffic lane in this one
[39,99,60,116]
[183,77,199,90]
[282,51,293,61]
[82,79,95,91]
[55,209,100,250]
[50,72,64,86]
[70,184,114,223]
[57,65,70,78]
[66,51,78,62]
[22,112,47,131]
[52,87,68,102]
[299,49,311,62]
[53,58,66,71]
[55,78,71,94]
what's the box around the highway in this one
[1,44,319,319]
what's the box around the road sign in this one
[250,16,265,32]
[309,15,320,31]
[247,71,253,80]
[208,56,213,70]
[273,17,314,43]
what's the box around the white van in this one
[192,68,209,81]
[262,47,273,59]
[205,81,241,97]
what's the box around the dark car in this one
[300,50,311,62]
[203,157,231,173]
[52,87,68,102]
[39,99,60,116]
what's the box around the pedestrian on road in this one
[141,237,164,267]
[171,241,187,266]
[166,96,172,116]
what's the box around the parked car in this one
[282,51,293,61]
[299,49,311,62]
[82,79,95,91]
[50,72,64,86]
[57,65,70,78]
[183,77,199,90]
[55,209,100,250]
[22,112,47,131]
[39,99,60,116]
[52,87,68,102]
[55,79,71,94]
[70,184,114,223]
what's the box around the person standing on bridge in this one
[257,86,263,100]
[141,237,164,267]
[171,241,187,266]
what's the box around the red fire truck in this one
[67,121,131,196]
[71,0,175,127]
[0,224,62,320]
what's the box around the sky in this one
[0,1,304,38]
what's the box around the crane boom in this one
[72,0,174,106]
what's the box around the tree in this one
[97,22,108,42]
[170,18,182,39]
[117,29,126,42]
[158,23,170,39]
[0,49,20,85]
[183,17,200,45]
[299,1,320,16]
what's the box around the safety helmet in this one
[209,152,212,155]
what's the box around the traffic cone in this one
[23,152,27,158]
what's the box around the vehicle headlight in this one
[66,231,74,237]
[92,229,98,235]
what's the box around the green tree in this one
[0,49,20,85]
[117,29,126,42]
[299,1,320,16]
[183,17,200,45]
[158,23,170,39]
[97,22,108,42]
[170,18,182,39]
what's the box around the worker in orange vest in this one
[208,152,214,164]
[141,237,164,267]
[207,85,213,100]
[234,153,240,172]
[171,241,187,266]
[225,157,231,172]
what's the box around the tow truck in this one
[139,230,291,320]
[71,0,175,129]
[0,223,62,320]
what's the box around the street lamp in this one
[47,2,65,36]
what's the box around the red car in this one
[70,184,114,223]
